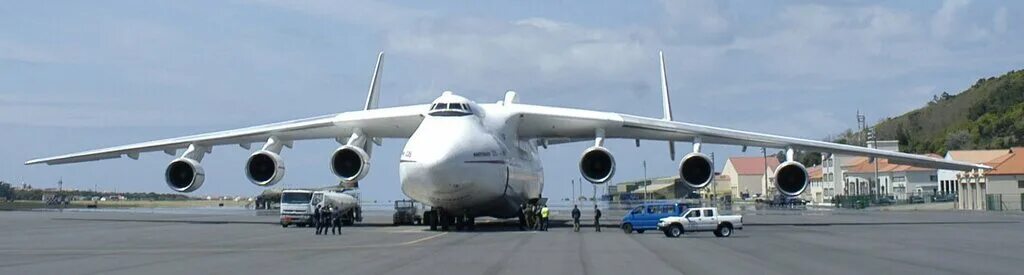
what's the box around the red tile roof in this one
[986,147,1024,175]
[727,157,780,175]
[808,166,823,180]
[845,154,941,174]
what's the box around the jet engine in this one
[774,161,810,196]
[678,152,714,189]
[579,146,615,183]
[165,157,204,192]
[331,145,370,182]
[246,150,285,187]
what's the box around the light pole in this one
[571,179,576,203]
[642,160,648,201]
[57,178,63,213]
[711,152,716,202]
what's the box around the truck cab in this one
[620,202,690,234]
[279,189,314,227]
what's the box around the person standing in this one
[323,206,334,236]
[593,205,602,232]
[332,208,343,235]
[534,205,542,230]
[313,204,323,235]
[327,206,338,235]
[519,203,529,230]
[571,205,581,232]
[540,205,550,231]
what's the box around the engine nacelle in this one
[165,158,205,193]
[246,150,285,187]
[774,161,810,196]
[579,146,615,184]
[678,152,714,189]
[331,145,370,182]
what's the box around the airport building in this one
[844,156,939,200]
[938,149,1011,195]
[806,166,828,204]
[957,147,1024,211]
[722,156,779,199]
[608,176,692,201]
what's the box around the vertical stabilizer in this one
[660,51,673,121]
[660,51,676,160]
[364,52,384,111]
[362,52,385,152]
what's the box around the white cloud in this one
[931,0,970,38]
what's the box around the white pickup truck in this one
[656,207,743,238]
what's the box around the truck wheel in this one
[621,223,633,234]
[281,223,288,228]
[715,224,733,238]
[636,230,646,234]
[666,224,683,238]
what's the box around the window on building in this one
[1018,181,1024,189]
[930,175,938,182]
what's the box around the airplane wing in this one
[512,104,988,171]
[25,104,427,165]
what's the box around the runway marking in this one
[0,232,449,256]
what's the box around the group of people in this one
[312,204,343,235]
[522,203,551,231]
[521,203,603,232]
[571,204,601,232]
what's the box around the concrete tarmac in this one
[0,209,1022,275]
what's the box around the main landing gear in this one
[425,207,475,232]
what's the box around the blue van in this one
[620,202,690,234]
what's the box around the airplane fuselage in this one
[399,102,543,219]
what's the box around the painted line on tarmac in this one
[0,232,449,256]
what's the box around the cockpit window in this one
[429,102,473,117]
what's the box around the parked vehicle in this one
[312,190,363,226]
[393,199,422,225]
[620,202,690,234]
[909,195,926,204]
[657,207,743,238]
[932,194,957,202]
[279,189,314,228]
[877,196,897,205]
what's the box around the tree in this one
[0,181,11,200]
[945,130,971,151]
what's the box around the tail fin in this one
[660,51,677,160]
[363,52,385,151]
[660,51,673,121]
[364,52,384,111]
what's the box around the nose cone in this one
[399,117,507,209]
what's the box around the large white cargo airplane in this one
[27,52,987,230]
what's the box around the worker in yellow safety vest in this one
[540,205,550,231]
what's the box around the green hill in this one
[873,69,1024,154]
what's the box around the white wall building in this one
[958,147,1024,211]
[938,149,1010,195]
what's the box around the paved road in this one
[0,210,1021,275]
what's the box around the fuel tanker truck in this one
[311,189,362,226]
[275,186,362,227]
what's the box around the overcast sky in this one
[2,0,1022,200]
